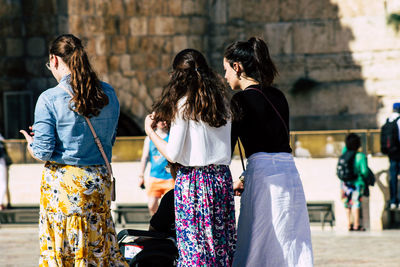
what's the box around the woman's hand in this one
[19,126,34,145]
[144,113,155,136]
[233,179,244,196]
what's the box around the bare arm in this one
[138,137,150,187]
[144,114,173,162]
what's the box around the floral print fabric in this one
[39,162,128,267]
[175,164,236,267]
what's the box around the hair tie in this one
[194,68,199,72]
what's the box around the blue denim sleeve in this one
[31,93,56,161]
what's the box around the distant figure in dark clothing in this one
[149,189,175,238]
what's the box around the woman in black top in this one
[224,37,314,267]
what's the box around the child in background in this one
[138,121,174,215]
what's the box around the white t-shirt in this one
[166,98,232,167]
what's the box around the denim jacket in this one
[31,75,120,165]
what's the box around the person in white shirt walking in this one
[144,49,236,267]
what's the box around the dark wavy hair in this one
[346,133,361,151]
[152,49,230,128]
[224,37,278,88]
[49,34,108,117]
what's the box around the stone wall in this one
[209,0,400,130]
[67,0,210,130]
[1,0,400,134]
[0,0,68,137]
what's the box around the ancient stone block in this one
[95,35,108,56]
[385,0,400,13]
[292,21,335,54]
[360,51,400,82]
[6,38,24,57]
[108,0,125,16]
[0,0,21,16]
[167,0,182,16]
[85,16,105,36]
[188,36,203,51]
[91,55,108,75]
[149,17,175,35]
[182,0,207,15]
[68,0,96,16]
[279,0,339,21]
[119,18,131,35]
[174,17,190,35]
[57,15,69,34]
[150,86,163,100]
[129,17,148,36]
[27,37,46,57]
[209,0,227,24]
[132,97,146,119]
[104,17,118,35]
[190,17,207,35]
[108,55,121,72]
[120,54,131,71]
[161,54,172,68]
[306,53,362,83]
[243,0,279,23]
[335,17,400,53]
[25,58,46,77]
[84,38,96,57]
[111,36,127,54]
[138,37,169,53]
[69,15,86,36]
[126,0,163,16]
[228,0,243,19]
[146,53,160,69]
[147,70,169,88]
[128,36,140,53]
[0,39,5,56]
[3,58,25,77]
[24,16,57,36]
[137,82,149,100]
[130,54,147,70]
[124,0,137,16]
[95,0,109,16]
[134,71,146,86]
[264,23,293,55]
[333,0,386,18]
[274,55,306,87]
[173,36,189,53]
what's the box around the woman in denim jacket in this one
[20,34,127,267]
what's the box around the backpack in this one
[336,150,357,182]
[380,117,400,155]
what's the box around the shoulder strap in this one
[59,84,113,176]
[238,138,245,171]
[246,87,289,139]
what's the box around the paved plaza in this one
[1,225,400,266]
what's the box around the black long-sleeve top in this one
[231,84,292,158]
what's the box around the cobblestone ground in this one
[1,226,400,266]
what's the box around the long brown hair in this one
[224,37,278,88]
[49,34,108,117]
[152,49,230,128]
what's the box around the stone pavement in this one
[1,225,400,266]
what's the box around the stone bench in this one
[307,201,335,229]
[0,205,39,224]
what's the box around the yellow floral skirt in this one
[39,162,128,267]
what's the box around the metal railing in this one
[4,129,384,164]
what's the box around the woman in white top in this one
[144,49,236,267]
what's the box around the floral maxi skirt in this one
[175,164,236,267]
[39,162,128,267]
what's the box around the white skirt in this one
[233,152,314,267]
